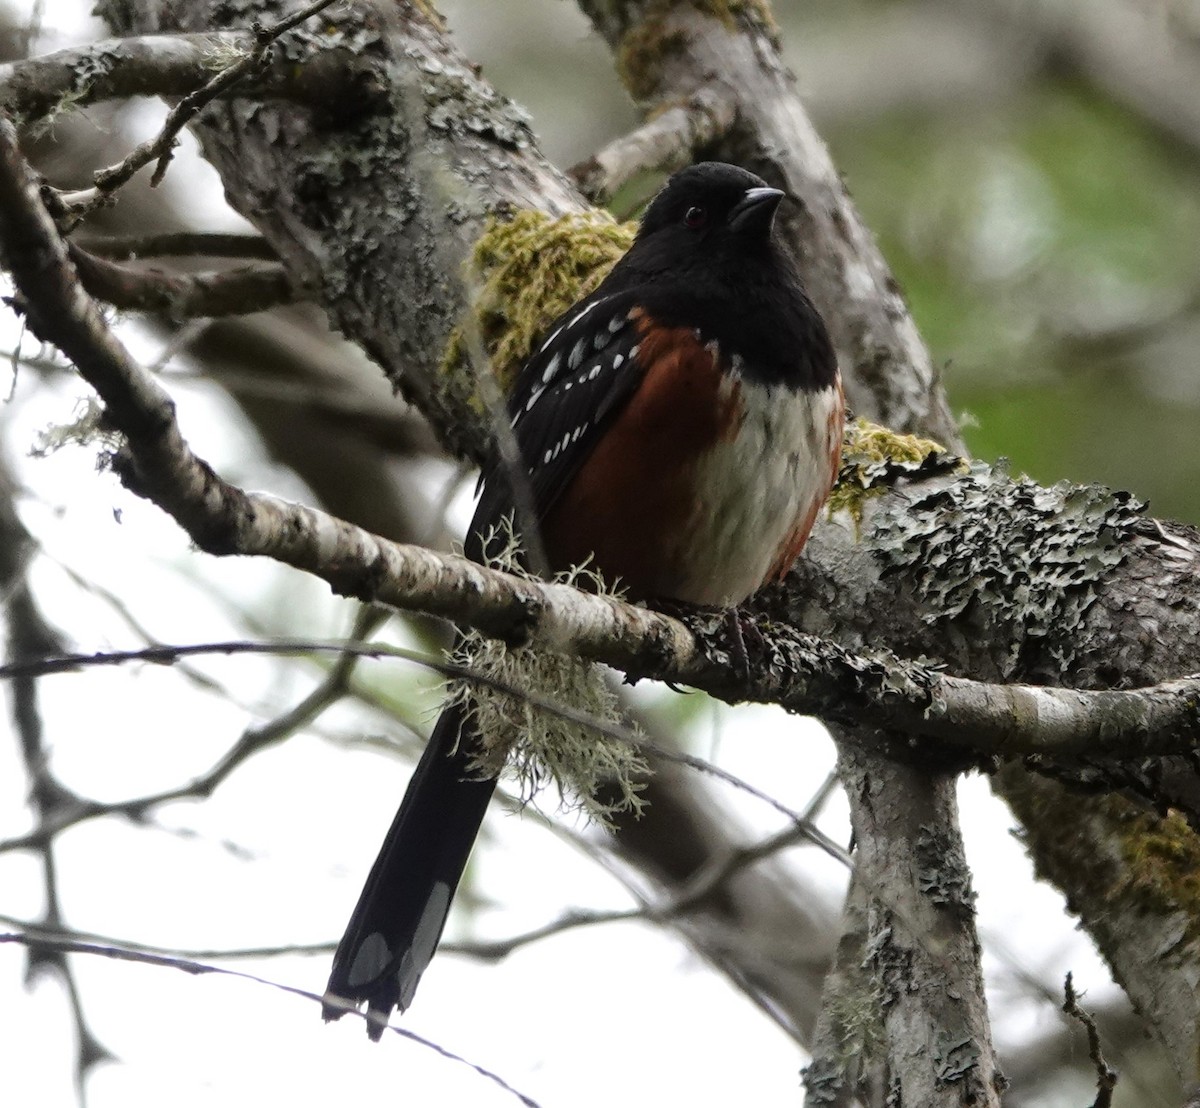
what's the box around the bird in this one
[323,161,844,1037]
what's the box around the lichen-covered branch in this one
[784,454,1200,1083]
[0,29,378,121]
[97,0,584,462]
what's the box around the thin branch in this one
[0,453,114,1093]
[0,931,541,1108]
[0,635,840,858]
[569,85,736,202]
[0,811,838,970]
[73,231,277,261]
[1063,972,1119,1108]
[0,913,335,960]
[68,243,304,316]
[52,0,347,221]
[234,605,388,752]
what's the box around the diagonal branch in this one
[68,242,304,316]
[569,85,737,203]
[0,931,541,1107]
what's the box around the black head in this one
[597,162,837,392]
[635,162,785,259]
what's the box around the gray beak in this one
[728,186,785,234]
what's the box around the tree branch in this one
[74,231,276,260]
[0,931,541,1107]
[578,0,962,447]
[569,85,737,203]
[68,243,303,316]
[0,451,113,1094]
[1062,972,1118,1108]
[48,0,347,222]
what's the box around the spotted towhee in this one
[323,162,844,1035]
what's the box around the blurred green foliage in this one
[830,81,1200,521]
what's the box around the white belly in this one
[673,378,843,606]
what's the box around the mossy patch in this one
[614,0,780,101]
[616,15,686,102]
[693,0,779,40]
[442,209,636,397]
[827,417,955,524]
[1008,773,1200,954]
[445,522,648,826]
[1111,802,1200,945]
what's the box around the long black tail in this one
[323,701,497,1036]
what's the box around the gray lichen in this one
[915,823,976,915]
[868,464,1145,679]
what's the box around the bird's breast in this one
[540,325,844,606]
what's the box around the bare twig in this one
[445,819,846,960]
[69,243,304,316]
[0,454,114,1093]
[0,638,444,858]
[74,232,277,260]
[234,604,389,751]
[0,930,540,1107]
[569,85,736,202]
[55,0,346,221]
[1063,972,1119,1108]
[0,635,838,858]
[0,913,335,960]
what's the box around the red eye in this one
[684,205,707,229]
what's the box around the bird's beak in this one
[729,186,785,234]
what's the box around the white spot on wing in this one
[539,323,564,354]
[524,384,545,412]
[568,300,598,328]
[541,351,561,384]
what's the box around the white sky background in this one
[0,1,1143,1106]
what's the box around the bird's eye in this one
[683,205,707,230]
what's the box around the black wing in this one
[468,289,646,563]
